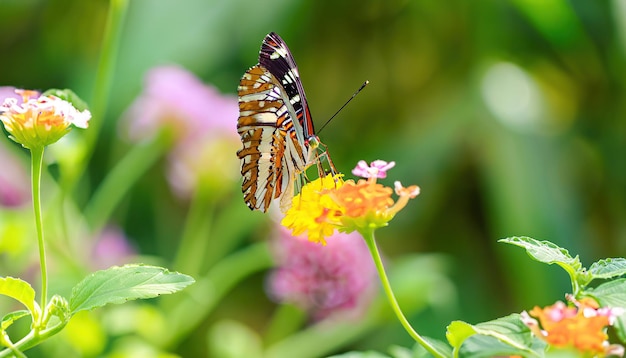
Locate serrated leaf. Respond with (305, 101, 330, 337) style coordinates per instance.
(473, 314, 537, 348)
(499, 237, 582, 274)
(447, 315, 544, 357)
(458, 334, 545, 358)
(1, 310, 30, 331)
(0, 277, 40, 321)
(584, 278, 626, 342)
(589, 258, 626, 280)
(69, 265, 194, 314)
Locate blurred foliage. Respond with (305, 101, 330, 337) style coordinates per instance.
(1, 0, 626, 356)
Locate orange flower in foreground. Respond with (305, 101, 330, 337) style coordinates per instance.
(521, 295, 624, 356)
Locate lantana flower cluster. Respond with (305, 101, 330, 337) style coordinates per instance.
(0, 89, 90, 150)
(281, 160, 420, 244)
(521, 295, 625, 356)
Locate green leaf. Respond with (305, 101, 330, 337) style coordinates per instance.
(446, 320, 477, 347)
(499, 237, 582, 274)
(41, 88, 89, 111)
(447, 314, 545, 357)
(69, 265, 195, 314)
(584, 278, 626, 342)
(0, 277, 40, 322)
(1, 310, 30, 331)
(589, 258, 626, 280)
(458, 334, 545, 358)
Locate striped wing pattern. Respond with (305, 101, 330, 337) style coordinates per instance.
(237, 33, 312, 212)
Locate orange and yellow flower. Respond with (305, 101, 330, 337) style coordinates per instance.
(281, 174, 345, 245)
(0, 89, 90, 149)
(521, 295, 624, 356)
(281, 160, 420, 243)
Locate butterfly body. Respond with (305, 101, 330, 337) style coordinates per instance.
(237, 32, 330, 212)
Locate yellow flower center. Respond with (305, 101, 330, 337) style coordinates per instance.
(281, 174, 344, 245)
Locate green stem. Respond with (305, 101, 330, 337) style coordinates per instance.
(264, 312, 377, 358)
(173, 185, 214, 276)
(163, 242, 274, 348)
(83, 130, 172, 234)
(0, 334, 26, 358)
(264, 304, 307, 345)
(59, 0, 128, 199)
(360, 229, 443, 358)
(30, 146, 47, 327)
(85, 0, 128, 150)
(0, 318, 68, 357)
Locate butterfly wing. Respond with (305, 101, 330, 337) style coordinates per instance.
(259, 32, 315, 142)
(237, 65, 307, 212)
(237, 32, 318, 212)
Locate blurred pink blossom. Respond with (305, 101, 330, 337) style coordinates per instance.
(267, 228, 378, 320)
(166, 133, 240, 197)
(0, 87, 30, 208)
(121, 65, 238, 142)
(120, 65, 240, 197)
(91, 226, 137, 270)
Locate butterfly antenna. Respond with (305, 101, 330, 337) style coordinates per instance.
(318, 80, 369, 133)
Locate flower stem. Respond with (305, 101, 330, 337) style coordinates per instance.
(0, 335, 26, 358)
(0, 317, 68, 357)
(360, 229, 443, 358)
(30, 146, 47, 326)
(60, 0, 128, 198)
(83, 129, 172, 234)
(85, 0, 128, 150)
(162, 241, 274, 348)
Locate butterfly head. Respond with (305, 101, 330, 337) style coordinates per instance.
(306, 135, 320, 150)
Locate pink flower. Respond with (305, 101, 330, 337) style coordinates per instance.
(0, 141, 29, 207)
(352, 160, 396, 179)
(267, 228, 378, 320)
(166, 134, 240, 197)
(120, 65, 240, 197)
(0, 87, 30, 207)
(121, 65, 238, 143)
(91, 226, 136, 270)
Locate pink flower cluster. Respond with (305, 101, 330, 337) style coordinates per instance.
(121, 66, 236, 142)
(267, 228, 378, 320)
(121, 65, 239, 197)
(0, 87, 29, 208)
(0, 142, 29, 207)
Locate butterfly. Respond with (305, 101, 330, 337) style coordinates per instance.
(237, 32, 335, 213)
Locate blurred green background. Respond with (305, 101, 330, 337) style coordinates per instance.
(1, 0, 626, 356)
